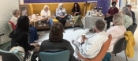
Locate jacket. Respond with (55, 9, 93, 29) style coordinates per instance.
(123, 15, 133, 28)
(39, 39, 77, 61)
(124, 31, 135, 58)
(9, 30, 35, 53)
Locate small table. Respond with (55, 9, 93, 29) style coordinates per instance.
(29, 16, 47, 27)
(82, 16, 105, 29)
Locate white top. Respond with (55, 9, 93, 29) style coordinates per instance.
(10, 16, 18, 26)
(40, 10, 51, 18)
(80, 31, 108, 58)
(56, 8, 67, 16)
(107, 25, 126, 52)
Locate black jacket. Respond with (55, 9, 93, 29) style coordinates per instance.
(39, 39, 77, 61)
(9, 30, 35, 52)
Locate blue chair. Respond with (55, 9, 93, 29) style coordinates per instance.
(39, 50, 70, 61)
(0, 49, 22, 61)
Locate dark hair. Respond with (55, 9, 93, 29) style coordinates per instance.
(112, 2, 116, 5)
(95, 19, 105, 31)
(126, 5, 131, 7)
(49, 23, 64, 42)
(16, 16, 30, 32)
(72, 3, 80, 12)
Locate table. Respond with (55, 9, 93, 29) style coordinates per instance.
(82, 16, 105, 29)
(29, 16, 46, 27)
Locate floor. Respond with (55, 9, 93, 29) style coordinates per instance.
(37, 4, 138, 61)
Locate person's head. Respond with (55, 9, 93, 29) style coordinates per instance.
(95, 19, 105, 33)
(122, 7, 132, 17)
(12, 9, 20, 16)
(58, 3, 63, 9)
(113, 14, 124, 26)
(126, 5, 132, 10)
(43, 5, 49, 12)
(16, 16, 30, 32)
(49, 23, 64, 42)
(72, 3, 80, 12)
(112, 2, 116, 7)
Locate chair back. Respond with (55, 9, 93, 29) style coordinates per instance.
(78, 34, 112, 61)
(39, 50, 70, 61)
(8, 22, 13, 31)
(112, 37, 127, 54)
(127, 23, 137, 34)
(0, 49, 22, 61)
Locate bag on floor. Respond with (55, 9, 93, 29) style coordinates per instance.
(66, 14, 74, 22)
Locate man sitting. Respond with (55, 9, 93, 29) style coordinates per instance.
(126, 5, 136, 24)
(73, 19, 108, 61)
(104, 2, 119, 29)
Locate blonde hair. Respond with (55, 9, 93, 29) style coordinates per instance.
(58, 3, 63, 9)
(113, 14, 124, 26)
(43, 5, 49, 10)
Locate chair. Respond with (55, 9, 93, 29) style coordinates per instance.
(112, 37, 128, 61)
(8, 22, 13, 31)
(39, 50, 70, 61)
(0, 49, 22, 61)
(78, 34, 112, 61)
(127, 23, 137, 34)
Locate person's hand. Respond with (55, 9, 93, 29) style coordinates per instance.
(31, 43, 40, 47)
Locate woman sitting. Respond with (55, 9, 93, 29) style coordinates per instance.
(56, 3, 67, 27)
(107, 14, 126, 52)
(9, 16, 36, 60)
(40, 5, 53, 28)
(10, 9, 39, 43)
(120, 7, 133, 28)
(72, 3, 83, 28)
(38, 23, 77, 61)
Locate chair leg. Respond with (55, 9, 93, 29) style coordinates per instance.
(124, 51, 128, 61)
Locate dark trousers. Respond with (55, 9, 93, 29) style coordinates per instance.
(104, 17, 113, 29)
(30, 26, 38, 43)
(56, 17, 67, 27)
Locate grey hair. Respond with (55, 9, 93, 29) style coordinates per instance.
(58, 3, 63, 9)
(122, 7, 132, 17)
(113, 14, 124, 26)
(43, 5, 49, 10)
(12, 9, 19, 15)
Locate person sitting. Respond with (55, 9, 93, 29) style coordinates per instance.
(10, 9, 39, 43)
(126, 5, 136, 24)
(104, 2, 119, 29)
(9, 16, 37, 60)
(120, 7, 133, 28)
(40, 5, 53, 28)
(56, 3, 67, 27)
(38, 23, 77, 61)
(72, 3, 83, 28)
(107, 14, 126, 52)
(10, 9, 20, 26)
(73, 19, 108, 61)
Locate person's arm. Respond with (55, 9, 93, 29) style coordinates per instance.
(23, 33, 35, 51)
(64, 8, 67, 17)
(56, 8, 64, 18)
(40, 10, 45, 16)
(47, 10, 51, 22)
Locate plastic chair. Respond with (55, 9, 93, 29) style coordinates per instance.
(127, 23, 137, 34)
(39, 50, 70, 61)
(78, 34, 112, 61)
(112, 37, 128, 61)
(0, 49, 22, 61)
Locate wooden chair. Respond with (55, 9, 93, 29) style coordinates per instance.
(78, 34, 112, 61)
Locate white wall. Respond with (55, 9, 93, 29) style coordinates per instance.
(120, 0, 126, 9)
(0, 0, 19, 45)
(20, 0, 24, 4)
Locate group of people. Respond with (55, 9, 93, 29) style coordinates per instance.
(8, 2, 136, 61)
(105, 2, 135, 29)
